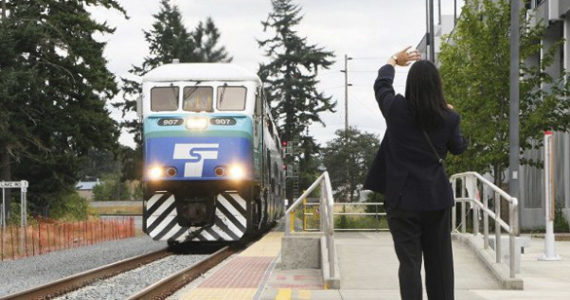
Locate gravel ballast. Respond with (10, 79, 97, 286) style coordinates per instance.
(0, 236, 165, 297)
(57, 254, 206, 299)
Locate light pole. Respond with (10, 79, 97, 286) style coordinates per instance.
(509, 0, 520, 220)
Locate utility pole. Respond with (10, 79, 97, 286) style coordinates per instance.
(454, 0, 457, 25)
(429, 0, 435, 62)
(340, 54, 352, 133)
(509, 0, 520, 224)
(438, 0, 441, 25)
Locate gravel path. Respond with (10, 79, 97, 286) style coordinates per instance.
(57, 254, 206, 300)
(0, 236, 165, 297)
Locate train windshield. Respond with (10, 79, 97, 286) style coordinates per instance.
(183, 86, 213, 112)
(151, 86, 179, 112)
(217, 86, 246, 111)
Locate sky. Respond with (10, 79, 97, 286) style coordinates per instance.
(89, 0, 464, 148)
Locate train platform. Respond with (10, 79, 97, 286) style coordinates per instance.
(172, 228, 570, 300)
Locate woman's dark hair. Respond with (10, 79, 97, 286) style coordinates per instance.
(405, 60, 449, 130)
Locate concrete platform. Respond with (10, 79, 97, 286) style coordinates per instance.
(171, 229, 570, 300)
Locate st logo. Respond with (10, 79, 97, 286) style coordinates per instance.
(173, 144, 219, 177)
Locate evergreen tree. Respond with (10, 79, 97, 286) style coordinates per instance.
(116, 0, 231, 180)
(439, 0, 570, 185)
(258, 0, 335, 192)
(0, 0, 125, 215)
(258, 0, 335, 142)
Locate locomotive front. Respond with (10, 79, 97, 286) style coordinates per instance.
(140, 63, 263, 244)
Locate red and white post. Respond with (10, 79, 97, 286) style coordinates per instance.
(539, 131, 561, 261)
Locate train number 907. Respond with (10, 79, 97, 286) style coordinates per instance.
(210, 118, 236, 126)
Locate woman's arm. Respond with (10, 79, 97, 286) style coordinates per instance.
(374, 47, 421, 119)
(447, 114, 468, 155)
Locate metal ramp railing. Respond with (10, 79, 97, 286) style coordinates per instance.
(450, 171, 520, 279)
(285, 172, 336, 279)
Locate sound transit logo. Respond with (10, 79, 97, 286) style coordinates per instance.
(173, 143, 220, 177)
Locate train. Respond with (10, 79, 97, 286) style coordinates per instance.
(138, 63, 286, 245)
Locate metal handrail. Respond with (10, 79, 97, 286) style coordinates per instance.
(450, 172, 519, 279)
(285, 172, 336, 278)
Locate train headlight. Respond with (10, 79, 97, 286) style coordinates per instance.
(228, 164, 245, 180)
(148, 166, 164, 180)
(185, 117, 208, 130)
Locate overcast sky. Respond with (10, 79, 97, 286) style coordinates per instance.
(90, 0, 464, 148)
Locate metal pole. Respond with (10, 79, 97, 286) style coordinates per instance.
(429, 0, 435, 62)
(1, 186, 4, 230)
(495, 192, 502, 263)
(438, 0, 441, 25)
(343, 54, 349, 132)
(426, 0, 430, 45)
(454, 0, 457, 25)
(483, 185, 489, 249)
(540, 132, 560, 261)
(509, 0, 520, 227)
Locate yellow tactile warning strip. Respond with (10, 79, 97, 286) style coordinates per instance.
(182, 288, 257, 300)
(274, 288, 312, 300)
(275, 288, 292, 300)
(181, 232, 283, 299)
(240, 231, 283, 257)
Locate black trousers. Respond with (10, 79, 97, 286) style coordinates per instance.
(387, 207, 454, 300)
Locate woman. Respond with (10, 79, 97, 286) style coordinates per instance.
(364, 47, 467, 300)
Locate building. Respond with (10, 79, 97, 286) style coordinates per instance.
(75, 179, 100, 201)
(417, 0, 570, 229)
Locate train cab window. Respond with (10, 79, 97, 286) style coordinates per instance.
(183, 86, 213, 112)
(151, 87, 179, 111)
(217, 86, 246, 111)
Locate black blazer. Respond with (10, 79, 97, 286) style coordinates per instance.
(364, 64, 467, 211)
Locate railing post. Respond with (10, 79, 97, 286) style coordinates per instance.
(320, 181, 325, 232)
(461, 177, 466, 233)
(495, 191, 501, 263)
(285, 210, 291, 236)
(451, 179, 457, 231)
(473, 203, 479, 236)
(509, 201, 516, 278)
(483, 185, 489, 249)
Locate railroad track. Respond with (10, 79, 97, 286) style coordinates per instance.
(0, 248, 171, 300)
(2, 227, 270, 300)
(128, 245, 236, 299)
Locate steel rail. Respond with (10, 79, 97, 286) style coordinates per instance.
(127, 245, 235, 299)
(0, 248, 171, 300)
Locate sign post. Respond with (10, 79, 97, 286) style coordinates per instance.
(0, 180, 29, 256)
(539, 132, 561, 261)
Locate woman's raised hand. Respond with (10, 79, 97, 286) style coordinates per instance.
(390, 46, 421, 66)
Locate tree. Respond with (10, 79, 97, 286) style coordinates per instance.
(258, 0, 335, 142)
(258, 0, 335, 193)
(116, 0, 231, 180)
(0, 0, 125, 215)
(92, 173, 130, 201)
(439, 0, 570, 186)
(322, 127, 380, 202)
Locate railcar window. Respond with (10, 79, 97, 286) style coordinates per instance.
(217, 86, 246, 111)
(183, 86, 213, 112)
(151, 87, 179, 111)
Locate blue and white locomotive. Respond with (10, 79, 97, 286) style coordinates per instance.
(138, 63, 285, 245)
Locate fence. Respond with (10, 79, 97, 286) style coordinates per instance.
(0, 217, 135, 261)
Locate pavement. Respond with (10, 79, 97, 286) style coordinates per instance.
(259, 232, 570, 300)
(170, 229, 570, 299)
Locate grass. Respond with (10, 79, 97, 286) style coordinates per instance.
(93, 205, 142, 215)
